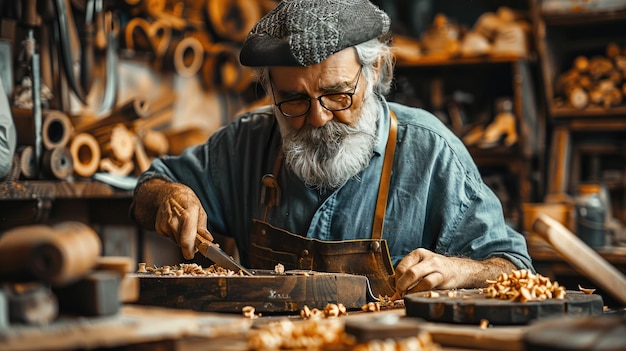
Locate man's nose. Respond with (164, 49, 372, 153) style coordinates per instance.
(306, 99, 333, 127)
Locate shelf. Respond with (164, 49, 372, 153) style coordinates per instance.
(0, 180, 133, 200)
(396, 54, 531, 68)
(549, 106, 626, 119)
(468, 146, 532, 162)
(540, 8, 626, 25)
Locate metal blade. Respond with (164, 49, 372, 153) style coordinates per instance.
(195, 237, 252, 275)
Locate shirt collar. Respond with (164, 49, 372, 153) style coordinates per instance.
(372, 95, 391, 157)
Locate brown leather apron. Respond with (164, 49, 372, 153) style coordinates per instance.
(249, 111, 398, 297)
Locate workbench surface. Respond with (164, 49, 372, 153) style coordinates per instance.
(0, 304, 531, 351)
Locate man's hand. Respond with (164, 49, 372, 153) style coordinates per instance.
(133, 179, 213, 259)
(390, 248, 516, 296)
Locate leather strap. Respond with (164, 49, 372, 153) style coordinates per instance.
(372, 109, 398, 240)
(261, 148, 283, 220)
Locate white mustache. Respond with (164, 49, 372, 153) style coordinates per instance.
(282, 93, 380, 189)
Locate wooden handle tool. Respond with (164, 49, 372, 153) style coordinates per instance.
(533, 213, 626, 306)
(195, 236, 252, 275)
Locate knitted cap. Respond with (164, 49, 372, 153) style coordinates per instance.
(239, 0, 391, 67)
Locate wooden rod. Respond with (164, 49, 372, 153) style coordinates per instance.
(533, 213, 626, 307)
(69, 133, 101, 178)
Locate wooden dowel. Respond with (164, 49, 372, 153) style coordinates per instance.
(42, 110, 73, 150)
(12, 108, 73, 149)
(533, 213, 626, 306)
(0, 222, 101, 287)
(69, 133, 101, 178)
(17, 145, 37, 179)
(41, 146, 74, 180)
(73, 97, 150, 134)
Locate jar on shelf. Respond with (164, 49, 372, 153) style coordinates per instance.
(574, 183, 608, 248)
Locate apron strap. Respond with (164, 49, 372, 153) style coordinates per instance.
(372, 109, 398, 240)
(261, 148, 283, 220)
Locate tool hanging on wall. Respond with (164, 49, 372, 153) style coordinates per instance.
(98, 9, 120, 115)
(13, 0, 45, 177)
(52, 0, 88, 105)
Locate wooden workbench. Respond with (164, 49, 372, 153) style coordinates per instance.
(0, 305, 529, 351)
(0, 305, 251, 351)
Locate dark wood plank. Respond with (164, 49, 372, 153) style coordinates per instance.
(132, 272, 368, 314)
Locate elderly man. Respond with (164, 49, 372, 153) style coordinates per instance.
(131, 0, 533, 297)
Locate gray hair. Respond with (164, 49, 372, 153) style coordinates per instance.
(255, 38, 395, 98)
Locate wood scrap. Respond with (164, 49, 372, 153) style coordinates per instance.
(53, 271, 121, 317)
(69, 133, 101, 178)
(11, 108, 74, 150)
(139, 128, 169, 156)
(99, 157, 134, 176)
(41, 110, 73, 150)
(105, 124, 135, 163)
(41, 146, 74, 180)
(17, 145, 37, 179)
(206, 0, 262, 42)
(554, 43, 626, 110)
(132, 133, 152, 174)
(0, 222, 102, 287)
(73, 97, 150, 134)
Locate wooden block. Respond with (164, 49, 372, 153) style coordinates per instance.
(119, 274, 139, 303)
(133, 271, 368, 313)
(6, 283, 58, 325)
(344, 314, 423, 342)
(54, 271, 120, 317)
(95, 256, 139, 303)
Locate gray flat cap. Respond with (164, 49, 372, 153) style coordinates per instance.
(240, 0, 391, 67)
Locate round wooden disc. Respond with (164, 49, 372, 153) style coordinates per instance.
(70, 133, 101, 178)
(41, 147, 74, 180)
(42, 110, 73, 150)
(173, 36, 204, 77)
(404, 289, 604, 325)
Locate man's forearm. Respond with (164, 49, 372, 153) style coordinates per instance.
(459, 256, 518, 288)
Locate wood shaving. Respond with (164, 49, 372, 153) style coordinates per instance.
(483, 269, 566, 302)
(300, 303, 347, 319)
(242, 305, 260, 319)
(361, 302, 381, 312)
(352, 332, 439, 351)
(248, 318, 439, 350)
(578, 284, 596, 294)
(136, 262, 245, 276)
(274, 263, 285, 274)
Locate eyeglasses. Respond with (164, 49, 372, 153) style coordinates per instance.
(270, 65, 363, 118)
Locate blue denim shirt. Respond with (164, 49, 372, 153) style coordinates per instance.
(139, 97, 534, 271)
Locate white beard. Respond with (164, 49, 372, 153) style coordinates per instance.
(278, 92, 380, 190)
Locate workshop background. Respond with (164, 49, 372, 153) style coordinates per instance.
(0, 0, 625, 303)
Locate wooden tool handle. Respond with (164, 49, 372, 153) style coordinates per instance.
(533, 213, 626, 306)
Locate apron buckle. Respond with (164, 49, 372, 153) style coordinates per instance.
(261, 174, 281, 207)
